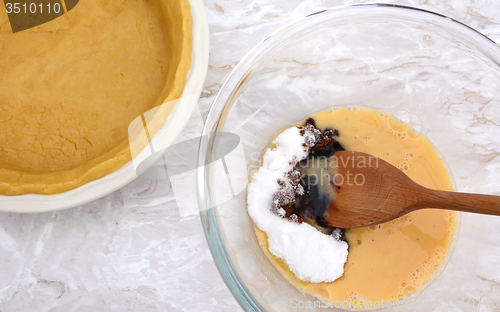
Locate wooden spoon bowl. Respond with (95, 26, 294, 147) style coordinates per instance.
(326, 151, 500, 228)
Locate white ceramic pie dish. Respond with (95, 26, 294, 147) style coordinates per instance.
(0, 0, 209, 213)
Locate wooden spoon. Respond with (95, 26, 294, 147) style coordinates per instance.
(326, 151, 500, 228)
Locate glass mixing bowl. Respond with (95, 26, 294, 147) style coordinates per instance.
(198, 4, 500, 311)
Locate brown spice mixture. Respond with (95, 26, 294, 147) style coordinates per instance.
(271, 118, 342, 225)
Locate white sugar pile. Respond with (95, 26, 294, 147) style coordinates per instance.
(247, 125, 348, 283)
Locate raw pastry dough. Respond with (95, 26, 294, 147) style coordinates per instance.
(0, 0, 192, 195)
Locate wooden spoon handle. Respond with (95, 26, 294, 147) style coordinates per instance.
(415, 187, 500, 216)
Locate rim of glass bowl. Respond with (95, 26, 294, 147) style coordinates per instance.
(197, 4, 500, 311)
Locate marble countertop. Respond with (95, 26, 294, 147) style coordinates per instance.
(1, 1, 500, 311)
